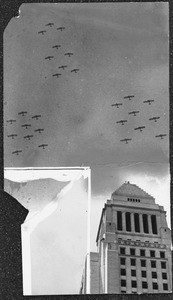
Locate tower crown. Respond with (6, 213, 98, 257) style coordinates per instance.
(111, 181, 154, 200)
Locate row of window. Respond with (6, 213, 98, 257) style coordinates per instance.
(120, 269, 167, 280)
(127, 198, 140, 202)
(120, 257, 167, 269)
(121, 280, 168, 291)
(117, 211, 157, 234)
(120, 247, 165, 258)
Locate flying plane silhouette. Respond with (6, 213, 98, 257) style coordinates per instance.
(32, 115, 41, 120)
(71, 69, 79, 73)
(52, 73, 62, 78)
(38, 144, 48, 149)
(149, 117, 160, 122)
(155, 134, 167, 139)
(7, 134, 17, 139)
(143, 100, 154, 105)
(38, 30, 46, 35)
(58, 65, 67, 70)
(124, 95, 135, 100)
(45, 56, 54, 60)
(120, 138, 132, 144)
(64, 53, 73, 57)
(35, 129, 44, 133)
(45, 23, 54, 27)
(57, 27, 65, 31)
(12, 150, 22, 155)
(52, 45, 61, 49)
(21, 124, 31, 129)
(134, 126, 145, 132)
(111, 103, 122, 108)
(129, 111, 140, 116)
(18, 111, 27, 116)
(24, 135, 33, 140)
(116, 120, 127, 125)
(6, 120, 16, 124)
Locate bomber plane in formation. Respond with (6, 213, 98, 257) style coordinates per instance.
(12, 150, 22, 155)
(134, 126, 145, 132)
(32, 115, 41, 120)
(143, 100, 154, 105)
(24, 135, 33, 140)
(64, 53, 73, 57)
(45, 56, 54, 60)
(6, 120, 16, 124)
(120, 138, 132, 144)
(128, 111, 140, 116)
(52, 45, 61, 49)
(45, 23, 54, 27)
(7, 134, 17, 139)
(35, 129, 44, 133)
(116, 120, 127, 125)
(124, 95, 135, 100)
(52, 73, 62, 78)
(38, 30, 46, 35)
(21, 124, 31, 129)
(71, 69, 79, 73)
(149, 117, 160, 122)
(38, 144, 48, 149)
(18, 111, 27, 116)
(155, 134, 167, 139)
(57, 27, 65, 31)
(111, 103, 122, 108)
(58, 65, 67, 70)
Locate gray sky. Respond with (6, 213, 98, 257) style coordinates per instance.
(4, 2, 169, 295)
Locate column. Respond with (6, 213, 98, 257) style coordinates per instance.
(148, 215, 152, 234)
(131, 213, 135, 232)
(122, 212, 126, 231)
(139, 214, 144, 233)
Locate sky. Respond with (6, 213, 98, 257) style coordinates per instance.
(3, 2, 170, 295)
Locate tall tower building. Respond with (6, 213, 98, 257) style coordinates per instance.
(80, 181, 172, 294)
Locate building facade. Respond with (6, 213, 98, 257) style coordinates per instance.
(80, 181, 172, 294)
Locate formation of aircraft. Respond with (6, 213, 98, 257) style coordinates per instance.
(57, 27, 65, 31)
(155, 134, 167, 139)
(124, 95, 135, 100)
(12, 150, 22, 155)
(18, 111, 27, 116)
(7, 134, 17, 139)
(120, 138, 132, 144)
(143, 100, 154, 105)
(52, 45, 61, 49)
(7, 119, 16, 124)
(45, 23, 54, 27)
(64, 53, 73, 57)
(128, 111, 140, 116)
(38, 144, 48, 149)
(149, 117, 160, 122)
(52, 73, 62, 78)
(58, 65, 67, 70)
(71, 69, 79, 73)
(35, 129, 44, 133)
(116, 120, 127, 125)
(45, 56, 54, 60)
(24, 135, 33, 140)
(21, 124, 31, 129)
(111, 103, 122, 108)
(32, 115, 41, 120)
(38, 30, 46, 35)
(134, 126, 145, 132)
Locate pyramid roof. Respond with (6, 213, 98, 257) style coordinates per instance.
(112, 182, 154, 199)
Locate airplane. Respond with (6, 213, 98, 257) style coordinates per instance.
(128, 111, 140, 116)
(58, 65, 67, 70)
(35, 129, 44, 133)
(7, 134, 17, 139)
(64, 53, 73, 57)
(57, 27, 65, 31)
(38, 30, 46, 35)
(52, 45, 61, 49)
(120, 138, 132, 144)
(155, 134, 167, 139)
(38, 144, 48, 149)
(116, 120, 127, 125)
(24, 135, 33, 140)
(134, 126, 145, 132)
(45, 56, 54, 60)
(21, 124, 31, 129)
(32, 115, 41, 120)
(149, 117, 160, 122)
(124, 95, 135, 100)
(143, 100, 154, 105)
(45, 23, 54, 27)
(12, 150, 22, 155)
(18, 111, 27, 116)
(52, 73, 62, 78)
(71, 69, 79, 73)
(111, 103, 122, 108)
(6, 119, 16, 124)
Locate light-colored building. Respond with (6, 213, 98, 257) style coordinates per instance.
(80, 181, 172, 294)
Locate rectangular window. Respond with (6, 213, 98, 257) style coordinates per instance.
(131, 281, 137, 288)
(150, 250, 155, 257)
(142, 282, 148, 289)
(151, 215, 157, 234)
(160, 251, 165, 259)
(131, 270, 136, 277)
(130, 248, 135, 256)
(152, 272, 157, 279)
(121, 280, 126, 287)
(126, 212, 131, 232)
(141, 259, 146, 267)
(163, 283, 168, 291)
(131, 258, 136, 266)
(121, 291, 126, 293)
(141, 271, 146, 278)
(120, 247, 126, 255)
(140, 249, 145, 257)
(162, 273, 167, 280)
(120, 258, 126, 265)
(121, 269, 126, 276)
(143, 214, 149, 233)
(161, 261, 166, 269)
(153, 282, 158, 290)
(151, 260, 156, 268)
(134, 213, 140, 232)
(117, 211, 122, 231)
